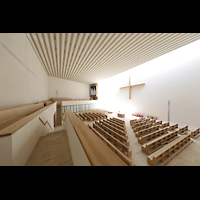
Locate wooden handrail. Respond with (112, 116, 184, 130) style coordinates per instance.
(0, 103, 44, 125)
(65, 109, 128, 166)
(39, 117, 54, 131)
(0, 102, 56, 137)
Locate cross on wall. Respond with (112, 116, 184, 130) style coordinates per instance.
(119, 75, 145, 99)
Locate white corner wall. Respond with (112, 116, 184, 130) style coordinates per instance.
(0, 33, 48, 107)
(98, 39, 200, 128)
(48, 76, 90, 100)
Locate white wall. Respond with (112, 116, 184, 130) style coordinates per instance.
(48, 76, 90, 100)
(0, 102, 56, 166)
(98, 39, 200, 128)
(0, 33, 48, 107)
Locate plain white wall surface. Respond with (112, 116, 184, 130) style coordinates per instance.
(48, 76, 90, 100)
(0, 33, 48, 107)
(98, 39, 200, 128)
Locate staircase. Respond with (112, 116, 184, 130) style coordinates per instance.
(40, 128, 66, 138)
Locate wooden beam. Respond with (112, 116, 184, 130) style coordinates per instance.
(119, 86, 130, 89)
(130, 83, 145, 87)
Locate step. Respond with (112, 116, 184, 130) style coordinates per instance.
(41, 129, 66, 137)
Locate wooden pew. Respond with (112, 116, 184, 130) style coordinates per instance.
(133, 123, 152, 132)
(178, 125, 190, 135)
(147, 119, 156, 124)
(147, 115, 157, 120)
(86, 113, 97, 120)
(147, 134, 193, 166)
(138, 127, 169, 145)
(89, 112, 107, 120)
(75, 113, 83, 121)
(190, 128, 200, 139)
(103, 119, 126, 132)
(90, 124, 132, 157)
(135, 125, 160, 137)
(91, 113, 101, 120)
(87, 125, 134, 166)
(130, 119, 138, 125)
(168, 123, 178, 131)
(106, 118, 126, 129)
(152, 120, 162, 126)
(107, 118, 126, 128)
(131, 121, 147, 129)
(130, 118, 150, 126)
(101, 113, 107, 119)
(112, 117, 125, 124)
(99, 120, 127, 137)
(94, 121, 129, 146)
(160, 122, 170, 128)
(79, 113, 87, 121)
(82, 113, 93, 121)
(142, 130, 179, 155)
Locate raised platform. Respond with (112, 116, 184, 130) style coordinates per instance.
(117, 113, 125, 118)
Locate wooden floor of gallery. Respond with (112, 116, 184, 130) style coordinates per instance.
(25, 126, 73, 166)
(83, 113, 200, 166)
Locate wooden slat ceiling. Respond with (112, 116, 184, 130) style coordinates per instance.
(26, 33, 200, 84)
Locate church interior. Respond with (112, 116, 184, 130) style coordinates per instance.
(1, 33, 200, 166)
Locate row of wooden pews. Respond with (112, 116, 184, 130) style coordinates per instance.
(99, 120, 127, 137)
(147, 133, 192, 166)
(94, 121, 128, 145)
(103, 119, 126, 132)
(142, 129, 180, 155)
(136, 125, 160, 137)
(89, 117, 134, 164)
(130, 117, 197, 166)
(87, 124, 134, 166)
(75, 112, 107, 121)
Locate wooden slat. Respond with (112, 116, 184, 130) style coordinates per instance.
(26, 33, 200, 84)
(49, 33, 58, 77)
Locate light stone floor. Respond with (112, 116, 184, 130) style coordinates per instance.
(25, 126, 73, 166)
(25, 110, 200, 166)
(83, 113, 200, 166)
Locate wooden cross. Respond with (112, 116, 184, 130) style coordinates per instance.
(119, 75, 145, 99)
